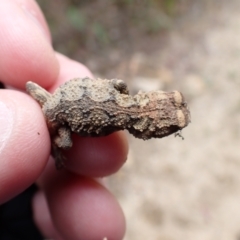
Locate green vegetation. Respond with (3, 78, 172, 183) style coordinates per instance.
(36, 0, 188, 66)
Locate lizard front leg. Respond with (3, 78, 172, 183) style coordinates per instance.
(52, 127, 72, 169)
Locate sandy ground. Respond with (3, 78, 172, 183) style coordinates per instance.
(103, 1, 240, 239)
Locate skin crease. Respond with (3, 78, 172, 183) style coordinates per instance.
(0, 0, 128, 239)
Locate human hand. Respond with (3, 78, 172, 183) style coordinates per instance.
(0, 1, 128, 239)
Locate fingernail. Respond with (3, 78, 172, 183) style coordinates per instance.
(0, 101, 13, 152)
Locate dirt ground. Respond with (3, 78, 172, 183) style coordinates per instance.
(100, 1, 240, 239)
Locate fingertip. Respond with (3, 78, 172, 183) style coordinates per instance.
(50, 53, 93, 90)
(33, 191, 64, 240)
(65, 132, 129, 177)
(45, 175, 126, 240)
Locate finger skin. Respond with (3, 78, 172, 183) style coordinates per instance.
(33, 191, 64, 240)
(65, 132, 128, 177)
(50, 53, 94, 90)
(0, 90, 50, 204)
(15, 0, 52, 40)
(0, 0, 59, 89)
(40, 165, 126, 240)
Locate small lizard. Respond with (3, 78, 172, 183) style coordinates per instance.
(26, 77, 191, 169)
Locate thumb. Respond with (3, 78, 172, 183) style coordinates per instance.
(0, 89, 50, 204)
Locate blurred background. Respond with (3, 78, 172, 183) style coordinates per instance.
(36, 0, 240, 239)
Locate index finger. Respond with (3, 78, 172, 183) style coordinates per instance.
(0, 0, 59, 89)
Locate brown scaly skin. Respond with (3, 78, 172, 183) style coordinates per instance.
(26, 77, 191, 169)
